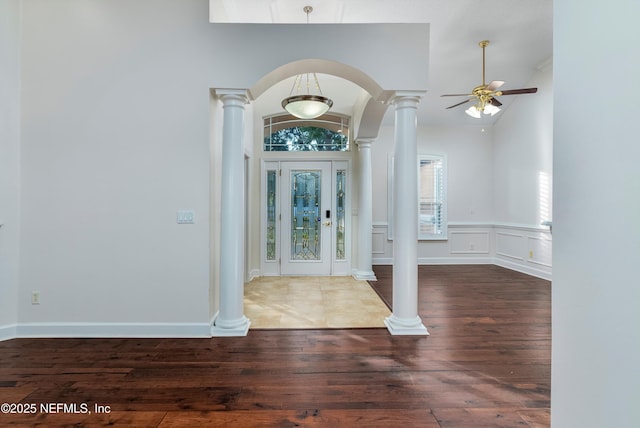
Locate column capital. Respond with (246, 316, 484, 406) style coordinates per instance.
(214, 89, 250, 105)
(389, 91, 427, 108)
(356, 139, 374, 150)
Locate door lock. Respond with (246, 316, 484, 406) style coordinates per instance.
(323, 221, 332, 226)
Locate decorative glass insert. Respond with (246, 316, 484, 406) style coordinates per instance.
(264, 113, 349, 152)
(336, 170, 346, 260)
(290, 170, 321, 260)
(266, 170, 277, 261)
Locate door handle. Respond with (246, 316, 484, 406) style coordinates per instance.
(323, 221, 332, 226)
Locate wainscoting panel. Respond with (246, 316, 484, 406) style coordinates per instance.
(371, 222, 552, 280)
(372, 228, 386, 255)
(496, 231, 526, 261)
(450, 231, 490, 254)
(372, 223, 393, 263)
(528, 235, 552, 267)
(494, 224, 552, 280)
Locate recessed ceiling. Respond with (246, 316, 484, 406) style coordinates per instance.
(211, 0, 553, 127)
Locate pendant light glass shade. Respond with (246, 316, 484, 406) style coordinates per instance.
(484, 102, 501, 116)
(282, 94, 333, 119)
(465, 105, 482, 118)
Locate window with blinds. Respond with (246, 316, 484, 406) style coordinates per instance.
(418, 155, 447, 239)
(387, 153, 447, 241)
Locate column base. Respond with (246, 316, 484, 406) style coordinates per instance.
(384, 314, 429, 336)
(211, 314, 251, 337)
(353, 270, 377, 281)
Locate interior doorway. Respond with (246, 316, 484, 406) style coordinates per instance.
(261, 160, 350, 276)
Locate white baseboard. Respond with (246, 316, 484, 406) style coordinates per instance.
(15, 322, 212, 338)
(417, 257, 494, 265)
(372, 257, 551, 281)
(352, 269, 378, 281)
(374, 257, 495, 266)
(247, 269, 260, 282)
(0, 324, 17, 342)
(493, 257, 552, 281)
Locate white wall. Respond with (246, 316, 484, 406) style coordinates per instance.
(372, 124, 494, 224)
(491, 64, 553, 278)
(494, 64, 553, 227)
(0, 0, 21, 339)
(18, 0, 214, 336)
(552, 1, 640, 426)
(370, 123, 496, 264)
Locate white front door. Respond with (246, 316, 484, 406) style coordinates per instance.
(281, 162, 332, 275)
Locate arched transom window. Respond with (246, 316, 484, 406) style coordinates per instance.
(263, 113, 350, 152)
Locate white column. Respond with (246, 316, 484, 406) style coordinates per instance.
(385, 92, 429, 336)
(353, 139, 377, 281)
(212, 89, 251, 337)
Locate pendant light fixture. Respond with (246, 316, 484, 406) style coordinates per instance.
(281, 6, 333, 119)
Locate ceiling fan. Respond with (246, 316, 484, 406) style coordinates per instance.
(441, 40, 537, 118)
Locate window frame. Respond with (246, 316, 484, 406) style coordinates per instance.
(387, 153, 448, 241)
(263, 113, 351, 152)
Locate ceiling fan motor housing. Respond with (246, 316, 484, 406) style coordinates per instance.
(440, 39, 538, 114)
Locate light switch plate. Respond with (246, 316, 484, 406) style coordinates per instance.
(177, 210, 195, 224)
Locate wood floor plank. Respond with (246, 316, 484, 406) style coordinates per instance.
(0, 411, 167, 427)
(158, 409, 440, 427)
(0, 265, 550, 427)
(432, 407, 534, 427)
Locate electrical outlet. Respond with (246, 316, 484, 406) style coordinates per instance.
(31, 291, 40, 305)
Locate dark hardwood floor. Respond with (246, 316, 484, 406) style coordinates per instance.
(0, 265, 551, 427)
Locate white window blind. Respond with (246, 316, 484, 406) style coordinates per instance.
(418, 155, 447, 239)
(387, 154, 447, 240)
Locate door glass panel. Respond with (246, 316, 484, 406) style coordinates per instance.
(291, 170, 321, 260)
(266, 170, 276, 260)
(336, 170, 346, 260)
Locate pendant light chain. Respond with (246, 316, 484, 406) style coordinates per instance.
(313, 73, 323, 96)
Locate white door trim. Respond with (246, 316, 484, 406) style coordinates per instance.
(260, 159, 351, 276)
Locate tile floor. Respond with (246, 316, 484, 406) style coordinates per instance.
(244, 276, 391, 329)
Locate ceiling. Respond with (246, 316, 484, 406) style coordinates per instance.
(210, 0, 553, 127)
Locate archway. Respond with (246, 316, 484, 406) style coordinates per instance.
(209, 23, 430, 336)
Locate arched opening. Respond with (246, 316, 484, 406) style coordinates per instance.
(246, 61, 389, 280)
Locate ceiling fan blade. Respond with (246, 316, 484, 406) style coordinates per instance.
(499, 87, 538, 95)
(489, 98, 502, 107)
(485, 80, 505, 91)
(441, 94, 473, 97)
(445, 99, 472, 109)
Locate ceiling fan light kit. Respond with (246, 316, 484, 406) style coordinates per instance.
(442, 40, 538, 119)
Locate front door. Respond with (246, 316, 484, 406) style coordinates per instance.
(281, 162, 332, 275)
